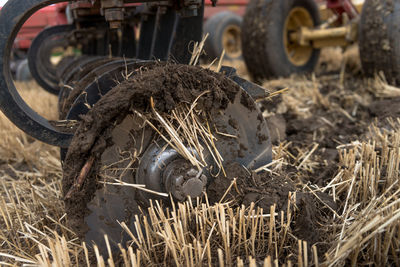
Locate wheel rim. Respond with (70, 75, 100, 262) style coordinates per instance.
(283, 7, 314, 66)
(222, 25, 242, 59)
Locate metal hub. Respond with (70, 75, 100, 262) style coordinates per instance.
(135, 141, 212, 203)
(163, 159, 208, 201)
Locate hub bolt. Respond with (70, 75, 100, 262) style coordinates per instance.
(163, 160, 207, 201)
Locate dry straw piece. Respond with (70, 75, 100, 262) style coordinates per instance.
(324, 119, 400, 266)
(369, 72, 400, 97)
(135, 94, 226, 176)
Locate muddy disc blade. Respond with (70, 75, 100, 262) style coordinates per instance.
(213, 88, 272, 171)
(62, 64, 272, 255)
(84, 114, 154, 249)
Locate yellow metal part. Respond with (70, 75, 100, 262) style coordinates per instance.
(319, 6, 334, 22)
(284, 3, 362, 64)
(222, 25, 241, 59)
(290, 21, 358, 48)
(283, 7, 314, 66)
(354, 3, 363, 13)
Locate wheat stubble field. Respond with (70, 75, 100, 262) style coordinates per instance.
(0, 47, 400, 266)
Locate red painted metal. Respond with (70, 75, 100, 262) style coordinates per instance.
(0, 3, 68, 51)
(204, 0, 247, 19)
(326, 0, 359, 19)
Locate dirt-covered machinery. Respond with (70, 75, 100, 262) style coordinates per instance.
(242, 0, 400, 84)
(0, 0, 271, 254)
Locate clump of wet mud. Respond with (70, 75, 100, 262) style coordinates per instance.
(62, 63, 242, 237)
(208, 162, 336, 247)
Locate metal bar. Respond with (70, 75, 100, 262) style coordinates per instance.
(170, 2, 204, 64)
(300, 26, 349, 40)
(149, 7, 161, 59)
(137, 10, 157, 59)
(151, 7, 178, 60)
(290, 23, 357, 48)
(342, 0, 359, 19)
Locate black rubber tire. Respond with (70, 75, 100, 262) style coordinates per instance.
(204, 11, 243, 61)
(359, 0, 400, 85)
(241, 0, 320, 81)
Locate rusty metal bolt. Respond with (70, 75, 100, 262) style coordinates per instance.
(104, 8, 124, 29)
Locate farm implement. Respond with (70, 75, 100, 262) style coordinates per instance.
(0, 0, 399, 258)
(0, 0, 271, 253)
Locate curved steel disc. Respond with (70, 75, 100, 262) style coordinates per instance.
(58, 58, 135, 119)
(66, 60, 154, 121)
(58, 57, 115, 105)
(80, 70, 271, 254)
(214, 89, 272, 170)
(56, 56, 91, 82)
(0, 0, 74, 148)
(60, 56, 105, 85)
(57, 57, 115, 114)
(28, 24, 75, 95)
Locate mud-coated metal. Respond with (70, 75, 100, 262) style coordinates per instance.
(135, 141, 212, 202)
(0, 0, 204, 148)
(220, 66, 270, 99)
(66, 60, 152, 121)
(0, 0, 273, 261)
(163, 159, 208, 201)
(83, 66, 272, 253)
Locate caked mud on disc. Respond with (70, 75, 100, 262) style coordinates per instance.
(62, 64, 272, 252)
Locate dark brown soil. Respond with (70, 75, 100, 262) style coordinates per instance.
(208, 162, 336, 248)
(369, 97, 400, 119)
(264, 77, 400, 186)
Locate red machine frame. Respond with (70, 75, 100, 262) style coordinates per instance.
(4, 0, 359, 53)
(326, 0, 359, 19)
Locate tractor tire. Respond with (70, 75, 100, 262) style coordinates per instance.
(204, 11, 243, 61)
(242, 0, 320, 81)
(359, 0, 400, 85)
